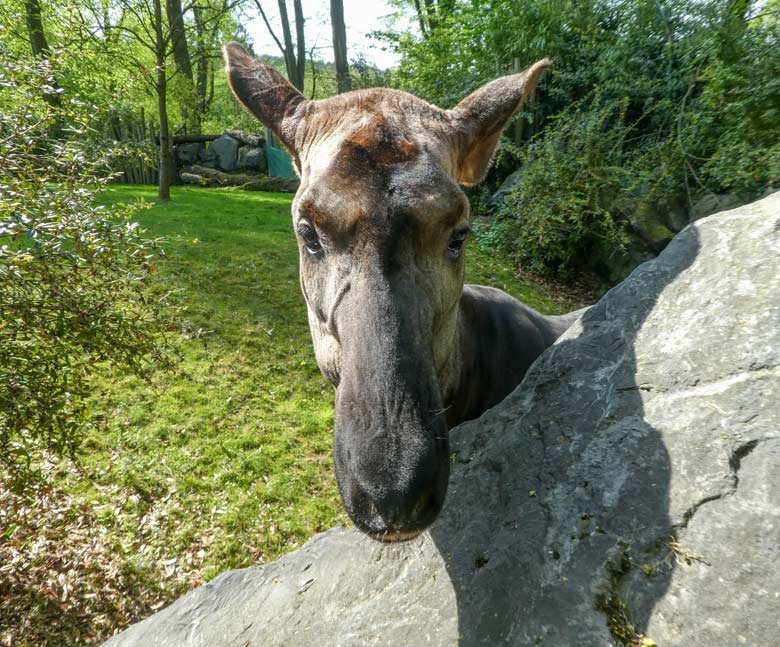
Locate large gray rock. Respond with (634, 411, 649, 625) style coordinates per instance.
(103, 193, 780, 647)
(490, 168, 523, 206)
(197, 144, 218, 169)
(174, 142, 202, 166)
(208, 135, 240, 172)
(690, 192, 744, 221)
(237, 145, 267, 173)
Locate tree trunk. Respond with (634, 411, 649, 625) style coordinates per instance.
(254, 0, 304, 90)
(208, 57, 215, 107)
(293, 0, 306, 93)
(154, 0, 174, 201)
(423, 0, 437, 31)
(157, 71, 175, 200)
(166, 0, 193, 81)
(308, 45, 318, 99)
(412, 0, 428, 38)
(192, 0, 231, 128)
(193, 2, 209, 115)
(330, 0, 351, 93)
(277, 0, 302, 90)
(24, 0, 61, 110)
(166, 0, 198, 132)
(25, 0, 50, 56)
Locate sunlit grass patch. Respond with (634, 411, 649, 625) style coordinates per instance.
(1, 185, 581, 646)
(82, 185, 341, 569)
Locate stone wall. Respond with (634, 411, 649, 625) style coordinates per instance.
(174, 132, 267, 179)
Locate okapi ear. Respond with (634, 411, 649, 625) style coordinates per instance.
(223, 41, 306, 156)
(448, 59, 552, 186)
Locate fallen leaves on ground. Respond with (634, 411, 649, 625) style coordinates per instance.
(0, 471, 206, 647)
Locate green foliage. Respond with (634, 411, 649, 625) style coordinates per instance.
(386, 0, 600, 108)
(384, 0, 780, 278)
(0, 57, 172, 475)
(349, 54, 395, 91)
(494, 99, 638, 274)
(1, 2, 141, 138)
(685, 10, 780, 193)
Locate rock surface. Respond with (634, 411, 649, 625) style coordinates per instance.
(103, 193, 780, 647)
(237, 145, 267, 173)
(208, 135, 240, 172)
(490, 168, 523, 206)
(174, 142, 203, 166)
(690, 192, 745, 221)
(196, 144, 218, 168)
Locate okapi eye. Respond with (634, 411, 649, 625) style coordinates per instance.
(297, 221, 323, 257)
(447, 227, 471, 259)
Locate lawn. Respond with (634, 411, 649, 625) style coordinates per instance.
(1, 185, 578, 646)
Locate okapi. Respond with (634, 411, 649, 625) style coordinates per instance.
(223, 43, 583, 542)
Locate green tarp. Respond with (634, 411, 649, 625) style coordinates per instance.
(263, 145, 297, 179)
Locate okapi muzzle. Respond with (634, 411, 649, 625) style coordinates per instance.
(331, 265, 450, 540)
(223, 42, 569, 542)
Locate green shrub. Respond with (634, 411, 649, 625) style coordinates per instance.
(389, 0, 780, 280)
(688, 15, 780, 195)
(0, 57, 173, 476)
(494, 98, 655, 275)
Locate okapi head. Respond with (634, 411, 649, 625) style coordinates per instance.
(224, 42, 550, 541)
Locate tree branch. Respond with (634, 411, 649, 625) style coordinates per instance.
(253, 0, 286, 56)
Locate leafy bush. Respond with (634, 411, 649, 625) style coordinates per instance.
(687, 12, 780, 194)
(0, 57, 172, 475)
(494, 98, 670, 274)
(386, 0, 780, 280)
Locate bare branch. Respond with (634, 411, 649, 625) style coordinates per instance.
(253, 0, 286, 56)
(119, 1, 158, 49)
(308, 44, 317, 99)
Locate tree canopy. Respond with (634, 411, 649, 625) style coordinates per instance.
(380, 0, 780, 276)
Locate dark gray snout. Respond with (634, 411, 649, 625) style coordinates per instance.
(331, 266, 450, 541)
(334, 377, 449, 540)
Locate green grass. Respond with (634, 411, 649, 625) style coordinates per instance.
(77, 186, 341, 574)
(467, 233, 569, 312)
(84, 184, 571, 566)
(25, 184, 576, 642)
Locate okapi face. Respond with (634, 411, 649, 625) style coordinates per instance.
(224, 42, 550, 541)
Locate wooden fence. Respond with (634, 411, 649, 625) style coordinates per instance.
(112, 107, 159, 185)
(112, 109, 231, 185)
